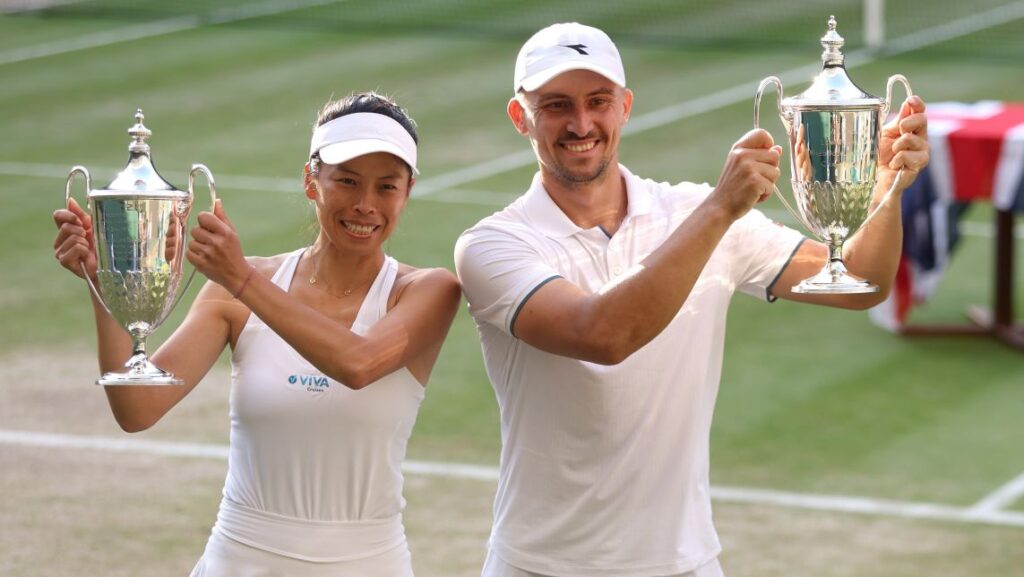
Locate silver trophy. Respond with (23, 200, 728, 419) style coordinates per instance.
(65, 109, 216, 385)
(755, 16, 912, 293)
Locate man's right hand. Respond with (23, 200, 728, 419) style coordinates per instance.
(711, 128, 782, 222)
(53, 197, 98, 281)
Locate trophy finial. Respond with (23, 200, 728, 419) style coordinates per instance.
(820, 15, 845, 66)
(128, 108, 152, 154)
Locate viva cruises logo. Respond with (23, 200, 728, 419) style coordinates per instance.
(287, 374, 331, 392)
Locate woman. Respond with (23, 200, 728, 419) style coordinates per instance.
(52, 92, 462, 576)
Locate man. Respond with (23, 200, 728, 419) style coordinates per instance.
(454, 22, 928, 577)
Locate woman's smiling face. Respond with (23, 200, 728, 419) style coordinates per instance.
(306, 151, 412, 254)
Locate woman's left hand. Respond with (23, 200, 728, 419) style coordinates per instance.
(187, 199, 249, 295)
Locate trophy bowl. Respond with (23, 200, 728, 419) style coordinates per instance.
(754, 16, 911, 294)
(65, 110, 216, 385)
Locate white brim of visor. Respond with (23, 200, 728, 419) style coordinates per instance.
(309, 112, 419, 175)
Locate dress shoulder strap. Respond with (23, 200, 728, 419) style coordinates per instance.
(351, 255, 399, 332)
(242, 248, 305, 331)
(270, 248, 306, 289)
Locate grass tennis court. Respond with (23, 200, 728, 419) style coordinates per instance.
(2, 1, 1023, 575)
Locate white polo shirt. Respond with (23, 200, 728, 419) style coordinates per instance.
(454, 166, 804, 577)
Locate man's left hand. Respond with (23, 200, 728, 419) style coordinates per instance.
(879, 95, 930, 191)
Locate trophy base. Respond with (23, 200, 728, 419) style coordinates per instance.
(96, 354, 183, 386)
(792, 267, 880, 295)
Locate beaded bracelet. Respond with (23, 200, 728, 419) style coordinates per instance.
(233, 266, 256, 299)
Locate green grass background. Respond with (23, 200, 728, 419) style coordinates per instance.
(2, 0, 1022, 524)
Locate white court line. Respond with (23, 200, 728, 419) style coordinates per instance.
(412, 3, 1024, 198)
(1, 161, 518, 208)
(0, 428, 231, 459)
(0, 16, 200, 66)
(712, 485, 1024, 527)
(0, 0, 344, 67)
(5, 161, 303, 194)
(882, 1, 1024, 56)
(3, 428, 1023, 528)
(969, 471, 1024, 514)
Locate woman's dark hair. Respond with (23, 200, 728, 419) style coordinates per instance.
(308, 91, 418, 176)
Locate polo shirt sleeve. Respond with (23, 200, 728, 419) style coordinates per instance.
(729, 208, 807, 302)
(454, 224, 562, 336)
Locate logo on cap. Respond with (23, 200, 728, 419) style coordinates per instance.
(561, 43, 589, 55)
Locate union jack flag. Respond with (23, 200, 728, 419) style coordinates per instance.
(870, 101, 1024, 331)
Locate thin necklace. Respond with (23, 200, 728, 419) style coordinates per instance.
(308, 254, 365, 297)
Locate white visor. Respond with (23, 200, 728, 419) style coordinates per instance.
(309, 112, 418, 175)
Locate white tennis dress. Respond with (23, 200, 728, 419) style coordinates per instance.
(190, 249, 424, 577)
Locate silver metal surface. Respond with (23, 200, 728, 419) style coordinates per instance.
(754, 16, 912, 294)
(65, 110, 216, 385)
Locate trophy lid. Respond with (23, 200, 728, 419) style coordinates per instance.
(95, 109, 187, 197)
(784, 16, 883, 109)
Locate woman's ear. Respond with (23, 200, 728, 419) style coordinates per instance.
(303, 162, 318, 200)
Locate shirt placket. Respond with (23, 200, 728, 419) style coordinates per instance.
(605, 220, 628, 279)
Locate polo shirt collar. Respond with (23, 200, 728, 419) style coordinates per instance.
(621, 165, 653, 219)
(522, 164, 654, 239)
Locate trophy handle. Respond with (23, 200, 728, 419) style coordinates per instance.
(169, 164, 219, 312)
(882, 74, 913, 119)
(859, 75, 914, 233)
(754, 77, 814, 232)
(65, 166, 114, 317)
(188, 163, 218, 213)
(754, 76, 784, 129)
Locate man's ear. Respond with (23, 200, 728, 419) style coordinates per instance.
(622, 88, 634, 123)
(507, 97, 529, 135)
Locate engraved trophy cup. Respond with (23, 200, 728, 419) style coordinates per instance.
(754, 16, 912, 293)
(65, 110, 217, 385)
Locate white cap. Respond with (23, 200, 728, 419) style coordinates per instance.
(514, 22, 626, 93)
(309, 112, 419, 175)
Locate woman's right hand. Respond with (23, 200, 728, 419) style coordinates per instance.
(53, 197, 98, 281)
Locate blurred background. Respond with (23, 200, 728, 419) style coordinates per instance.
(1, 1, 1022, 575)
